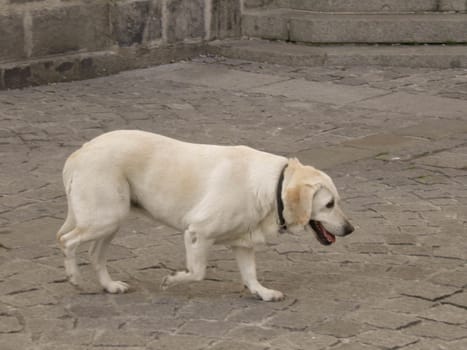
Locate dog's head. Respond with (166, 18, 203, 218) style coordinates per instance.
(282, 158, 354, 245)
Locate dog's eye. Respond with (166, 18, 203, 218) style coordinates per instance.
(326, 200, 335, 209)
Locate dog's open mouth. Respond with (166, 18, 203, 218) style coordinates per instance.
(309, 220, 336, 246)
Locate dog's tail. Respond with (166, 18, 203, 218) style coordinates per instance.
(56, 157, 76, 241)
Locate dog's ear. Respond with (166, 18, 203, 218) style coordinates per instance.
(285, 184, 320, 226)
(288, 158, 302, 169)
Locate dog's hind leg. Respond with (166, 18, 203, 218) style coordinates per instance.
(233, 246, 284, 302)
(88, 231, 129, 293)
(60, 171, 130, 290)
(59, 227, 83, 285)
(56, 209, 75, 241)
(161, 229, 213, 289)
(60, 223, 125, 290)
(57, 207, 79, 283)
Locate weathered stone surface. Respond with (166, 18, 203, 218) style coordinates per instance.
(211, 0, 242, 39)
(250, 78, 386, 106)
(405, 320, 467, 341)
(209, 39, 467, 69)
(154, 62, 285, 89)
(111, 0, 162, 46)
(0, 12, 25, 62)
(31, 4, 111, 56)
(356, 330, 419, 348)
(1, 59, 466, 350)
(443, 291, 467, 309)
(419, 305, 467, 325)
(0, 315, 23, 333)
(242, 10, 288, 40)
(244, 10, 467, 44)
(165, 0, 205, 43)
(395, 280, 460, 301)
(282, 0, 467, 12)
(353, 91, 467, 118)
(3, 66, 32, 89)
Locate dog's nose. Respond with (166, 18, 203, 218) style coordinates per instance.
(344, 223, 354, 236)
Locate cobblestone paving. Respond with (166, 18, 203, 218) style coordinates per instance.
(1, 57, 467, 349)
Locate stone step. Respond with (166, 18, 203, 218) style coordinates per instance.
(208, 39, 467, 68)
(275, 0, 467, 13)
(242, 9, 467, 43)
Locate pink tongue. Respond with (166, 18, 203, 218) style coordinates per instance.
(321, 225, 336, 243)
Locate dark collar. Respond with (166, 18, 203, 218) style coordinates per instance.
(276, 164, 288, 234)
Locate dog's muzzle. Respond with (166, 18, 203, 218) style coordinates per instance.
(309, 220, 354, 246)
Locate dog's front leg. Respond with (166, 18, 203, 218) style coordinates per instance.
(233, 246, 284, 301)
(161, 229, 212, 290)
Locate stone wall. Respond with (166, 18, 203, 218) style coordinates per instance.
(0, 0, 242, 89)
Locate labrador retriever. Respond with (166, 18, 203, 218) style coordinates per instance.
(57, 130, 354, 301)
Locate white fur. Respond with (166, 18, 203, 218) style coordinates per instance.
(57, 130, 352, 301)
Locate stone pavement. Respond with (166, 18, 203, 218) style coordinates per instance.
(1, 57, 467, 349)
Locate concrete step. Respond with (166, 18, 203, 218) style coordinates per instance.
(275, 0, 467, 13)
(242, 9, 467, 43)
(208, 39, 467, 68)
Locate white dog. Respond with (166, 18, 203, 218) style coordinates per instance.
(57, 130, 354, 301)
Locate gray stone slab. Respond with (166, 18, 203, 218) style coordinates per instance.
(294, 146, 377, 169)
(250, 78, 387, 106)
(355, 330, 419, 349)
(406, 320, 467, 341)
(415, 150, 467, 169)
(342, 133, 428, 154)
(211, 0, 242, 39)
(242, 10, 288, 40)
(281, 0, 467, 12)
(284, 11, 467, 44)
(208, 39, 327, 66)
(443, 291, 467, 309)
(1, 60, 467, 350)
(395, 281, 460, 301)
(0, 12, 25, 62)
(419, 305, 467, 325)
(394, 119, 467, 139)
(165, 0, 205, 43)
(353, 91, 467, 118)
(209, 40, 467, 69)
(243, 9, 467, 44)
(31, 3, 111, 57)
(155, 62, 286, 89)
(110, 0, 162, 46)
(346, 310, 418, 330)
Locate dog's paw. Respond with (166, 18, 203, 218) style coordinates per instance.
(257, 289, 284, 302)
(160, 275, 172, 290)
(104, 281, 130, 294)
(67, 272, 82, 286)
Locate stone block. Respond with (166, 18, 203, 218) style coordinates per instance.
(354, 92, 467, 118)
(249, 77, 386, 106)
(3, 66, 32, 89)
(280, 0, 467, 12)
(356, 330, 419, 349)
(244, 0, 277, 9)
(211, 0, 241, 39)
(165, 0, 205, 43)
(284, 0, 439, 12)
(440, 0, 467, 11)
(406, 320, 467, 341)
(419, 304, 467, 325)
(111, 0, 162, 46)
(9, 0, 46, 3)
(30, 3, 111, 57)
(0, 12, 25, 62)
(242, 10, 288, 40)
(289, 13, 467, 44)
